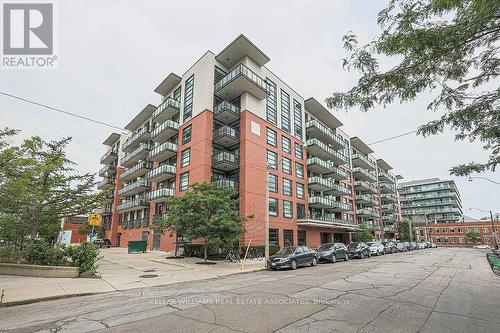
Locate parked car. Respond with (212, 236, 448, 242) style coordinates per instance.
(93, 238, 111, 248)
(367, 241, 385, 256)
(417, 242, 426, 250)
(430, 242, 437, 248)
(473, 244, 491, 249)
(410, 242, 418, 250)
(347, 242, 371, 259)
(316, 243, 348, 263)
(396, 242, 408, 252)
(383, 241, 397, 254)
(268, 246, 318, 270)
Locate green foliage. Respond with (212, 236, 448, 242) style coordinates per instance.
(155, 181, 246, 262)
(326, 0, 500, 176)
(0, 128, 104, 247)
(23, 242, 69, 266)
(352, 224, 374, 242)
(0, 247, 18, 263)
(398, 220, 417, 242)
(466, 230, 482, 243)
(65, 242, 101, 274)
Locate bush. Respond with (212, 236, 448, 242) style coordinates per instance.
(0, 246, 19, 263)
(65, 242, 101, 274)
(23, 242, 69, 266)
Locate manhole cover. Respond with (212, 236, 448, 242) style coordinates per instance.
(143, 269, 156, 272)
(139, 274, 159, 278)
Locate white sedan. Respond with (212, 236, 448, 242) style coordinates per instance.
(473, 244, 491, 249)
(367, 241, 385, 256)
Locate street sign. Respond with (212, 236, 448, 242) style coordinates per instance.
(89, 214, 101, 227)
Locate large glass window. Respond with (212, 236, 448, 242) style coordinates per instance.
(181, 148, 190, 167)
(180, 172, 189, 191)
(297, 229, 306, 246)
(268, 174, 278, 193)
(173, 86, 181, 101)
(281, 90, 291, 133)
(269, 228, 279, 245)
(281, 136, 291, 154)
(295, 143, 303, 160)
(296, 162, 304, 179)
(297, 203, 306, 219)
(269, 198, 278, 216)
(183, 75, 194, 122)
(282, 157, 292, 175)
(284, 229, 294, 246)
(283, 200, 293, 218)
(182, 125, 192, 144)
(267, 150, 278, 169)
(266, 79, 277, 125)
(293, 99, 302, 139)
(266, 128, 277, 147)
(283, 178, 292, 196)
(296, 183, 304, 199)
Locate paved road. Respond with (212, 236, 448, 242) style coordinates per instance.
(1, 248, 499, 333)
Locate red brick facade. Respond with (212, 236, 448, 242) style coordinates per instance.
(414, 221, 499, 248)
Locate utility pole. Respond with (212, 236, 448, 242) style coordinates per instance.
(264, 165, 270, 267)
(490, 210, 499, 250)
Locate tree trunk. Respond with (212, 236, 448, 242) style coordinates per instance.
(204, 239, 208, 263)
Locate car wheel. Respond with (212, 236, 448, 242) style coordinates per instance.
(360, 252, 364, 259)
(344, 254, 349, 261)
(331, 254, 337, 263)
(368, 251, 371, 258)
(376, 250, 380, 256)
(382, 250, 386, 255)
(311, 257, 318, 266)
(291, 260, 297, 270)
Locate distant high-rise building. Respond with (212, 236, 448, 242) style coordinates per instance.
(398, 178, 463, 222)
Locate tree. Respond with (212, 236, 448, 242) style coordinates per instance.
(398, 220, 416, 242)
(352, 224, 374, 242)
(466, 230, 482, 243)
(0, 128, 103, 249)
(154, 181, 246, 263)
(326, 0, 500, 176)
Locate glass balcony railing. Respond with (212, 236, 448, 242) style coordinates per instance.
(151, 120, 179, 140)
(118, 179, 150, 197)
(148, 164, 176, 181)
(148, 142, 178, 161)
(399, 183, 456, 194)
(399, 191, 459, 201)
(353, 167, 377, 182)
(214, 63, 269, 95)
(119, 161, 152, 182)
(354, 181, 378, 193)
(116, 197, 147, 212)
(99, 164, 115, 177)
(402, 206, 462, 215)
(297, 213, 357, 227)
(213, 125, 239, 141)
(352, 153, 376, 169)
(306, 138, 349, 165)
(356, 194, 379, 206)
(100, 149, 117, 164)
(378, 170, 396, 183)
(214, 100, 240, 117)
(401, 198, 458, 208)
(306, 120, 347, 149)
(122, 127, 151, 152)
(213, 179, 238, 189)
(357, 207, 381, 218)
(97, 178, 114, 190)
(309, 196, 353, 211)
(121, 143, 153, 167)
(381, 193, 397, 202)
(213, 151, 239, 164)
(307, 157, 350, 179)
(382, 203, 398, 212)
(147, 188, 175, 202)
(153, 98, 181, 121)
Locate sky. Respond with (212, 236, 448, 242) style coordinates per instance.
(1, 0, 498, 219)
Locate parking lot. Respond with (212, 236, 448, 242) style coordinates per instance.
(1, 247, 498, 333)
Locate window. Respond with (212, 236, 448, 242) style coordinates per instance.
(282, 157, 292, 175)
(266, 79, 277, 125)
(183, 75, 194, 122)
(483, 227, 488, 232)
(293, 99, 302, 139)
(267, 150, 278, 169)
(268, 174, 278, 193)
(181, 148, 190, 167)
(295, 143, 303, 160)
(283, 178, 292, 196)
(214, 66, 226, 83)
(296, 183, 304, 199)
(444, 237, 449, 243)
(266, 128, 277, 147)
(296, 162, 304, 179)
(180, 172, 189, 191)
(458, 227, 463, 233)
(281, 90, 291, 133)
(284, 229, 294, 246)
(450, 237, 455, 243)
(474, 227, 479, 233)
(269, 198, 278, 216)
(182, 125, 192, 144)
(449, 228, 454, 233)
(297, 203, 305, 219)
(283, 200, 293, 218)
(298, 230, 306, 246)
(281, 136, 291, 153)
(466, 227, 471, 233)
(269, 228, 279, 245)
(484, 237, 490, 242)
(173, 86, 181, 101)
(459, 237, 465, 243)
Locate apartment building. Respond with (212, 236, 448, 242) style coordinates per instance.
(97, 34, 402, 252)
(399, 178, 463, 223)
(414, 221, 499, 248)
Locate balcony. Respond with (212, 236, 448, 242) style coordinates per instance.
(213, 179, 238, 189)
(121, 143, 152, 168)
(148, 164, 176, 183)
(401, 198, 460, 209)
(130, 217, 149, 228)
(381, 193, 397, 203)
(99, 164, 116, 177)
(148, 142, 178, 162)
(297, 213, 358, 230)
(353, 167, 377, 182)
(122, 127, 151, 153)
(97, 178, 114, 191)
(384, 225, 396, 233)
(214, 63, 269, 101)
(308, 177, 351, 196)
(382, 214, 398, 223)
(152, 98, 180, 124)
(382, 203, 397, 212)
(121, 220, 129, 229)
(104, 190, 115, 202)
(306, 138, 348, 165)
(352, 153, 376, 171)
(214, 100, 240, 124)
(147, 187, 175, 203)
(399, 191, 459, 202)
(308, 196, 352, 212)
(213, 125, 239, 148)
(307, 157, 349, 181)
(305, 120, 347, 150)
(357, 207, 381, 219)
(100, 149, 117, 165)
(151, 120, 179, 143)
(97, 206, 113, 216)
(354, 181, 378, 194)
(356, 194, 379, 207)
(118, 179, 150, 197)
(378, 170, 396, 184)
(365, 223, 382, 231)
(213, 151, 239, 171)
(120, 161, 152, 182)
(379, 182, 395, 194)
(116, 197, 148, 212)
(402, 206, 462, 215)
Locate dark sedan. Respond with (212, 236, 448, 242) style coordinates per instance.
(93, 238, 111, 248)
(268, 246, 318, 270)
(383, 241, 397, 254)
(316, 243, 348, 263)
(347, 242, 371, 259)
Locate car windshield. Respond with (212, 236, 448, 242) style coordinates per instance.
(317, 244, 333, 251)
(367, 242, 374, 246)
(348, 243, 360, 249)
(276, 247, 296, 255)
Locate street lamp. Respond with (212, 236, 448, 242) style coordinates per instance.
(470, 207, 499, 250)
(468, 176, 500, 185)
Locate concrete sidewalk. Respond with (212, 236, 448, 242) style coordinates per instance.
(0, 248, 264, 305)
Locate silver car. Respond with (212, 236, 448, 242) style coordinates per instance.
(367, 241, 385, 256)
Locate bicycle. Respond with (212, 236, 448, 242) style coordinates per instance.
(246, 248, 264, 261)
(224, 249, 241, 262)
